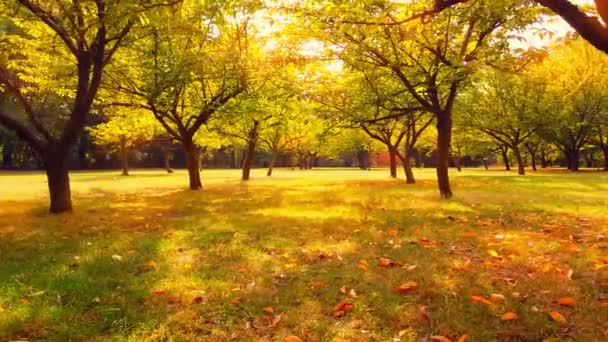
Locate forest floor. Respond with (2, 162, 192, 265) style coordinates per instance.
(1, 168, 608, 341)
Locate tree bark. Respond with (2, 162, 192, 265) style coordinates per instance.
(436, 112, 453, 198)
(454, 155, 462, 172)
(540, 149, 547, 168)
(183, 140, 202, 190)
(388, 146, 397, 178)
(530, 153, 537, 171)
(501, 148, 511, 171)
(267, 150, 278, 176)
(161, 146, 173, 173)
(513, 146, 525, 175)
(120, 141, 129, 176)
(357, 150, 368, 170)
(567, 149, 580, 171)
(403, 157, 415, 184)
(45, 155, 72, 213)
(242, 138, 257, 181)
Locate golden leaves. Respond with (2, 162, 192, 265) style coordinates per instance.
(395, 281, 418, 294)
(557, 297, 576, 306)
(332, 301, 354, 318)
(548, 311, 567, 324)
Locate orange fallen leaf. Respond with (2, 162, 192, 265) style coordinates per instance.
(548, 311, 567, 324)
(501, 312, 518, 321)
(332, 301, 354, 318)
(600, 301, 608, 307)
(285, 336, 303, 342)
(430, 336, 452, 342)
(470, 295, 492, 305)
(388, 230, 399, 237)
(358, 260, 369, 270)
(311, 280, 327, 289)
(192, 296, 203, 304)
(395, 281, 418, 294)
(458, 335, 469, 342)
(558, 297, 576, 306)
(142, 260, 158, 270)
(151, 290, 165, 297)
(231, 298, 241, 306)
(378, 257, 393, 267)
(263, 306, 274, 314)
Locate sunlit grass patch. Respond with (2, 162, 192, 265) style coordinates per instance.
(1, 168, 608, 340)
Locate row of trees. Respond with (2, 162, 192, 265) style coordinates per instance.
(1, 0, 607, 213)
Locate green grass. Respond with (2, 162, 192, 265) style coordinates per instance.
(1, 168, 608, 341)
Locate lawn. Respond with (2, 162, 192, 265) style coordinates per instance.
(1, 168, 608, 341)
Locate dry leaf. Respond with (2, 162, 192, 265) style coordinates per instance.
(285, 336, 303, 342)
(388, 230, 399, 237)
(358, 260, 369, 270)
(142, 260, 158, 270)
(501, 312, 518, 321)
(311, 280, 327, 289)
(600, 301, 608, 307)
(192, 296, 203, 304)
(332, 301, 354, 318)
(490, 294, 505, 302)
(470, 295, 492, 305)
(379, 257, 393, 267)
(263, 306, 274, 314)
(231, 298, 242, 306)
(458, 335, 469, 342)
(395, 281, 418, 294)
(548, 311, 567, 324)
(487, 250, 499, 257)
(558, 297, 576, 306)
(271, 314, 282, 327)
(430, 336, 452, 342)
(151, 290, 165, 297)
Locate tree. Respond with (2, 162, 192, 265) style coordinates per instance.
(88, 110, 156, 176)
(0, 1, 175, 213)
(460, 69, 545, 175)
(309, 0, 537, 197)
(105, 3, 250, 189)
(534, 38, 607, 170)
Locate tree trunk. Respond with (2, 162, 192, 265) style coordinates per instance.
(242, 138, 257, 181)
(2, 143, 13, 168)
(267, 150, 278, 176)
(603, 147, 608, 171)
(183, 140, 202, 190)
(120, 141, 129, 176)
(388, 146, 397, 178)
(403, 157, 415, 184)
(357, 150, 367, 170)
(482, 158, 489, 170)
(45, 155, 72, 213)
(436, 112, 453, 198)
(454, 155, 462, 172)
(513, 146, 525, 175)
(530, 153, 537, 171)
(567, 149, 580, 171)
(540, 150, 547, 168)
(584, 151, 594, 168)
(501, 149, 511, 171)
(161, 146, 173, 173)
(229, 148, 237, 169)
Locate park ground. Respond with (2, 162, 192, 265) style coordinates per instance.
(1, 168, 608, 341)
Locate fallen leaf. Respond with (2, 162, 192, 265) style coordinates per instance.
(490, 294, 505, 302)
(470, 295, 492, 305)
(395, 281, 418, 294)
(142, 260, 158, 270)
(430, 336, 452, 342)
(388, 230, 399, 237)
(285, 336, 303, 342)
(151, 290, 165, 297)
(271, 314, 282, 327)
(332, 301, 354, 318)
(263, 306, 274, 314)
(600, 301, 608, 307)
(488, 250, 499, 257)
(558, 297, 576, 306)
(458, 335, 469, 342)
(358, 259, 369, 270)
(379, 257, 394, 267)
(311, 280, 327, 289)
(192, 296, 204, 304)
(111, 254, 123, 261)
(548, 311, 567, 324)
(231, 298, 241, 306)
(501, 312, 518, 321)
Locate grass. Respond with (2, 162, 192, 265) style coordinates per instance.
(1, 167, 608, 341)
